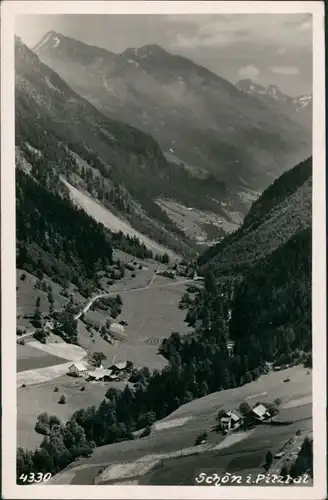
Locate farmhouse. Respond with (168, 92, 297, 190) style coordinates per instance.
(218, 409, 242, 431)
(109, 323, 125, 337)
(44, 320, 55, 331)
(87, 369, 116, 381)
(69, 362, 88, 377)
(247, 403, 271, 423)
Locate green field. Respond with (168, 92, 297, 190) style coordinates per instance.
(17, 347, 66, 372)
(78, 274, 191, 370)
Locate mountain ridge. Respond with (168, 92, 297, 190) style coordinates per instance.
(33, 30, 311, 196)
(236, 78, 312, 131)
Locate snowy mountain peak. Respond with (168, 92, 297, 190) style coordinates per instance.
(237, 79, 312, 108)
(34, 31, 62, 52)
(292, 94, 312, 111)
(236, 79, 312, 130)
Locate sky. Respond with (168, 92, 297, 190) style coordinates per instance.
(15, 13, 312, 96)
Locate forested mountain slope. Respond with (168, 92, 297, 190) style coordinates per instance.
(199, 157, 312, 271)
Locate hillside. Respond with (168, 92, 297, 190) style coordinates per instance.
(34, 31, 311, 196)
(199, 157, 312, 271)
(16, 36, 228, 257)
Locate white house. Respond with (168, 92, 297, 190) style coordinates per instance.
(109, 323, 125, 338)
(44, 320, 55, 331)
(219, 409, 242, 431)
(68, 362, 88, 377)
(249, 403, 271, 421)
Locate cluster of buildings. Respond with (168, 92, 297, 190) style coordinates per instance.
(217, 403, 272, 433)
(68, 361, 129, 382)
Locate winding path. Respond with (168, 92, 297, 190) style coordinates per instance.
(74, 276, 194, 320)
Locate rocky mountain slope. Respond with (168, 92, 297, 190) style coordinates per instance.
(16, 36, 234, 256)
(236, 79, 312, 132)
(34, 31, 311, 195)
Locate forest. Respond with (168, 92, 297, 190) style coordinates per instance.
(16, 169, 157, 292)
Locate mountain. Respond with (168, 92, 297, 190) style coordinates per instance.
(17, 36, 235, 257)
(34, 31, 311, 196)
(236, 79, 312, 132)
(199, 156, 312, 270)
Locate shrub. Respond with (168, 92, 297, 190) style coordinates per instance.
(140, 426, 152, 438)
(131, 273, 136, 278)
(194, 431, 208, 446)
(58, 395, 66, 404)
(20, 273, 27, 281)
(80, 386, 85, 392)
(34, 421, 49, 436)
(238, 402, 251, 416)
(92, 352, 106, 366)
(33, 329, 47, 344)
(54, 387, 59, 392)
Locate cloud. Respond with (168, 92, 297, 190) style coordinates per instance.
(174, 31, 238, 49)
(167, 14, 312, 51)
(270, 66, 300, 75)
(238, 65, 260, 80)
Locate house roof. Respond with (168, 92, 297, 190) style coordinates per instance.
(70, 362, 87, 371)
(251, 404, 268, 418)
(88, 369, 113, 379)
(112, 361, 127, 370)
(227, 409, 242, 421)
(109, 323, 124, 333)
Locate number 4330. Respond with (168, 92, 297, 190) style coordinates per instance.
(19, 472, 52, 483)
